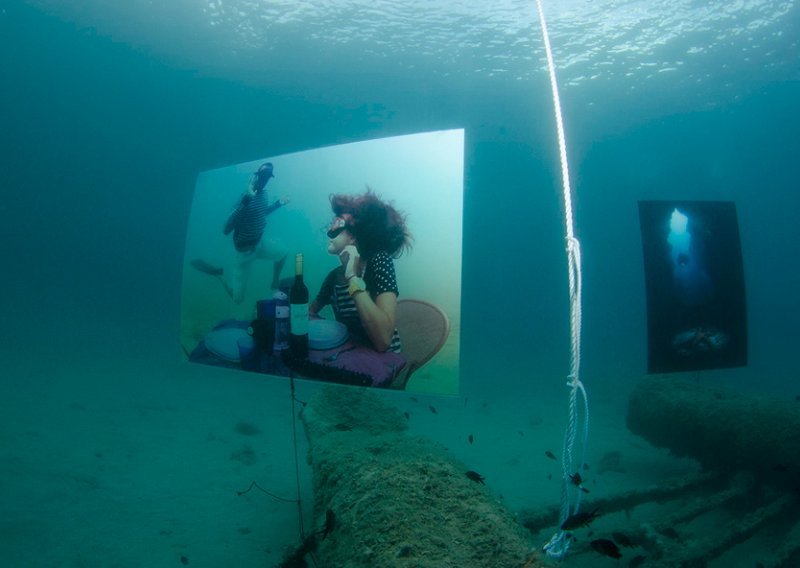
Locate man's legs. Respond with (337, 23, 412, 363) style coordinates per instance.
(256, 238, 289, 292)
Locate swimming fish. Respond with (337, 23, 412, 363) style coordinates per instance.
(590, 538, 622, 559)
(465, 470, 485, 484)
(318, 509, 336, 540)
(545, 451, 557, 461)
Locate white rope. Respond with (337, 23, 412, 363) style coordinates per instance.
(533, 0, 590, 560)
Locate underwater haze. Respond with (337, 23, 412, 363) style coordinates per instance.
(2, 0, 799, 566)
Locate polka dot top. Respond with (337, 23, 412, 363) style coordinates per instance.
(314, 251, 402, 353)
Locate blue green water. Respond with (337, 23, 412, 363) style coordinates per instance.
(2, 1, 799, 566)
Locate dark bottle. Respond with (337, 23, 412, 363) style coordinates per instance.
(289, 253, 309, 358)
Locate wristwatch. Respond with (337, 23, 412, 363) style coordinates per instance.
(348, 277, 366, 297)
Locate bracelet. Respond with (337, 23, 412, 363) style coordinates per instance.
(348, 277, 366, 297)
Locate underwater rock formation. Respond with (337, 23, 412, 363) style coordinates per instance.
(627, 376, 800, 481)
(300, 387, 539, 567)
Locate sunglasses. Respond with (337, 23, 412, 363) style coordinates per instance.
(326, 217, 351, 239)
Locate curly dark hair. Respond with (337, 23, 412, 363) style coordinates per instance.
(330, 188, 412, 259)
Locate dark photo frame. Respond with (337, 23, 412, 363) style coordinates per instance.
(638, 200, 747, 373)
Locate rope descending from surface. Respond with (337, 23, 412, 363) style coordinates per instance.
(533, 0, 590, 560)
(289, 376, 307, 539)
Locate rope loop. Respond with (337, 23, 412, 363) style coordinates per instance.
(534, 0, 590, 560)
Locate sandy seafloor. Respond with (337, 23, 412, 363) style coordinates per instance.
(4, 333, 755, 568)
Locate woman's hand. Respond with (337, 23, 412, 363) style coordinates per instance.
(339, 245, 362, 279)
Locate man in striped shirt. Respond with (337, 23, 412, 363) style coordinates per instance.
(192, 162, 289, 304)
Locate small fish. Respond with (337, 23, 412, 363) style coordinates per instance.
(545, 451, 557, 461)
(468, 434, 474, 444)
(318, 508, 336, 540)
(591, 538, 622, 559)
(465, 470, 485, 484)
(429, 405, 437, 414)
(569, 472, 583, 486)
(659, 527, 681, 540)
(548, 473, 552, 480)
(580, 487, 590, 494)
(464, 397, 468, 407)
(403, 411, 410, 420)
(628, 554, 647, 567)
(333, 423, 352, 431)
(560, 507, 600, 531)
(772, 463, 789, 472)
(180, 556, 189, 566)
(612, 531, 636, 548)
(410, 397, 418, 402)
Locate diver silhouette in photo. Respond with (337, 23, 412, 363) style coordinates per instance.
(191, 162, 290, 304)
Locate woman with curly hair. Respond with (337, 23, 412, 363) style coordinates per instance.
(310, 189, 412, 353)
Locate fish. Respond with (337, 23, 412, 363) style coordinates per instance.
(465, 470, 485, 484)
(659, 527, 681, 540)
(569, 472, 583, 486)
(591, 538, 622, 559)
(545, 451, 557, 461)
(612, 531, 636, 547)
(318, 509, 336, 540)
(403, 411, 410, 420)
(468, 434, 474, 444)
(429, 405, 437, 414)
(580, 487, 590, 494)
(560, 507, 600, 531)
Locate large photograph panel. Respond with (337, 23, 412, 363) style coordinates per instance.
(181, 130, 464, 394)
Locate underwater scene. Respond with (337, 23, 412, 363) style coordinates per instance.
(1, 1, 799, 567)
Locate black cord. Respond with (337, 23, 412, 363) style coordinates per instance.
(236, 481, 298, 502)
(289, 375, 306, 539)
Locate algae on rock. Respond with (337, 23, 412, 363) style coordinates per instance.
(301, 387, 540, 568)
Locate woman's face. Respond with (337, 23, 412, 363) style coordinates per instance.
(326, 216, 355, 255)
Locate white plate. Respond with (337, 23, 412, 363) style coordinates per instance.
(204, 327, 254, 362)
(308, 319, 348, 350)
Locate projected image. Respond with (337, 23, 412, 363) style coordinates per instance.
(638, 201, 747, 373)
(181, 130, 463, 394)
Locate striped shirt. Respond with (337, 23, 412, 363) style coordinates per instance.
(224, 189, 282, 253)
(315, 251, 402, 353)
